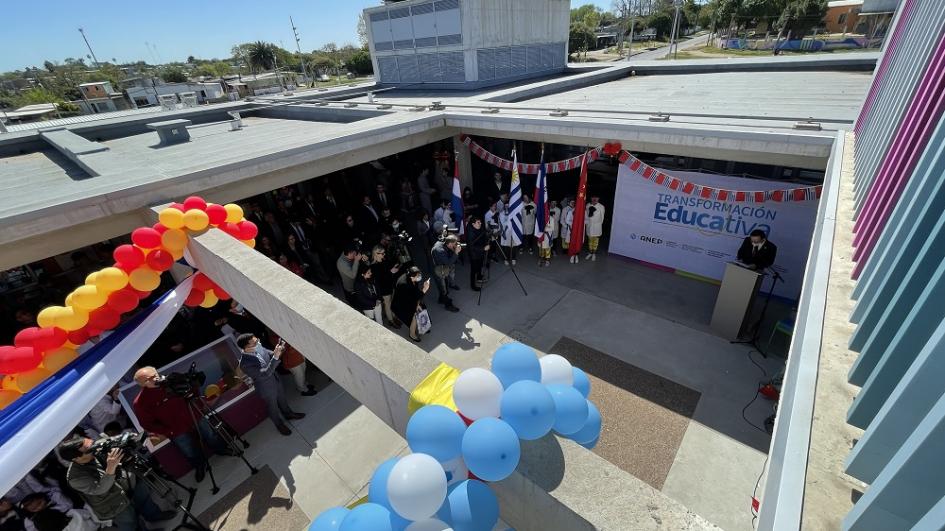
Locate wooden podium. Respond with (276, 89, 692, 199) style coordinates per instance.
(710, 262, 763, 340)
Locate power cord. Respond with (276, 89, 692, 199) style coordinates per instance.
(742, 349, 770, 434)
(751, 454, 769, 529)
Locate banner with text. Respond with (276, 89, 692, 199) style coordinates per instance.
(610, 166, 818, 300)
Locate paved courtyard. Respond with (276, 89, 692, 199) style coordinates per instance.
(180, 249, 784, 531)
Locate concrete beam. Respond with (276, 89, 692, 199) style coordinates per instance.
(177, 221, 719, 531)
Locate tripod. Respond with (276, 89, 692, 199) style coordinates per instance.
(477, 235, 528, 306)
(731, 269, 784, 358)
(122, 451, 210, 531)
(182, 390, 259, 495)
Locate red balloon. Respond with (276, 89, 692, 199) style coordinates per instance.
(212, 285, 231, 301)
(113, 244, 145, 269)
(130, 288, 151, 299)
(115, 261, 137, 274)
(146, 250, 175, 272)
(67, 328, 90, 346)
(237, 221, 258, 240)
(88, 307, 120, 331)
(152, 223, 169, 234)
(206, 204, 227, 226)
(169, 202, 185, 211)
(184, 290, 205, 307)
(183, 196, 207, 211)
(0, 346, 42, 374)
(15, 327, 67, 352)
(106, 288, 139, 313)
(457, 411, 475, 427)
(192, 273, 214, 291)
(221, 222, 242, 238)
(131, 228, 162, 249)
(87, 328, 103, 338)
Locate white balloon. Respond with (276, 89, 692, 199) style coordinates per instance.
(452, 368, 503, 420)
(441, 456, 469, 486)
(387, 453, 448, 521)
(406, 519, 453, 531)
(540, 354, 574, 386)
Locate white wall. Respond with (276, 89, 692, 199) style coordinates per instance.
(463, 0, 569, 48)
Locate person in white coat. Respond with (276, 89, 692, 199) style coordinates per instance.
(521, 195, 536, 255)
(498, 205, 519, 265)
(560, 198, 579, 263)
(584, 196, 606, 261)
(416, 168, 437, 216)
(548, 200, 561, 253)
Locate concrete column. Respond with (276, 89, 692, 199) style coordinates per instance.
(172, 215, 717, 531)
(845, 318, 945, 483)
(843, 392, 945, 530)
(453, 134, 473, 190)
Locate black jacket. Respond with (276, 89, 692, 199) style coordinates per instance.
(467, 225, 489, 260)
(352, 277, 381, 311)
(737, 237, 778, 270)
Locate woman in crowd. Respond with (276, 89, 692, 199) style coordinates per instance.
(369, 246, 402, 329)
(352, 268, 383, 326)
(256, 236, 278, 260)
(462, 187, 481, 219)
(392, 267, 430, 342)
(277, 254, 304, 277)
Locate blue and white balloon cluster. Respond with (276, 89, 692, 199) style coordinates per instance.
(308, 343, 601, 531)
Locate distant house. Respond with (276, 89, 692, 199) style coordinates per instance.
(0, 103, 59, 125)
(76, 81, 132, 114)
(233, 72, 296, 96)
(858, 0, 900, 39)
(124, 81, 227, 107)
(825, 0, 867, 34)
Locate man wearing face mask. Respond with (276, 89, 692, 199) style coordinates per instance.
(737, 229, 778, 271)
(584, 196, 606, 262)
(236, 334, 305, 436)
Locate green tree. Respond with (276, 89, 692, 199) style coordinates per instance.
(247, 41, 278, 72)
(160, 67, 188, 83)
(778, 0, 827, 37)
(647, 9, 675, 39)
(571, 4, 600, 23)
(357, 14, 369, 46)
(569, 22, 596, 57)
(349, 49, 373, 75)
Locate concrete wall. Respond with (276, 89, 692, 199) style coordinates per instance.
(461, 0, 569, 49)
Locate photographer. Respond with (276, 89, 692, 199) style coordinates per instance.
(392, 267, 431, 342)
(369, 245, 402, 328)
(236, 334, 305, 436)
(57, 437, 175, 531)
(336, 241, 365, 306)
(132, 367, 232, 482)
(466, 217, 490, 291)
(431, 235, 462, 313)
(352, 268, 383, 325)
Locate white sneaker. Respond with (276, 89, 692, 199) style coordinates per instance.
(512, 259, 517, 265)
(504, 260, 510, 265)
(584, 253, 592, 260)
(591, 254, 597, 261)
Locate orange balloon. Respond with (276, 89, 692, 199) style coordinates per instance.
(37, 306, 61, 328)
(95, 267, 129, 292)
(129, 267, 161, 292)
(0, 389, 22, 410)
(204, 384, 221, 398)
(169, 248, 185, 261)
(159, 208, 185, 230)
(199, 290, 219, 308)
(7, 367, 50, 393)
(54, 306, 89, 332)
(183, 209, 210, 231)
(223, 204, 243, 223)
(240, 239, 255, 248)
(1, 375, 15, 390)
(161, 229, 188, 250)
(42, 347, 79, 372)
(72, 285, 107, 310)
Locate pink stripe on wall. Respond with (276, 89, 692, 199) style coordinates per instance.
(852, 32, 945, 279)
(854, 0, 918, 135)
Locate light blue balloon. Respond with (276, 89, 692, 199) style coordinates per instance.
(461, 418, 521, 482)
(407, 405, 467, 462)
(490, 343, 541, 389)
(547, 385, 589, 436)
(572, 367, 591, 398)
(580, 436, 599, 450)
(309, 507, 349, 531)
(367, 459, 411, 530)
(339, 503, 393, 531)
(500, 380, 556, 440)
(569, 400, 602, 445)
(437, 480, 499, 531)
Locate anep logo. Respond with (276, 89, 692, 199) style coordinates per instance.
(640, 235, 663, 245)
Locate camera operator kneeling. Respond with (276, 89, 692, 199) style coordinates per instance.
(431, 235, 462, 312)
(132, 366, 234, 483)
(57, 437, 176, 531)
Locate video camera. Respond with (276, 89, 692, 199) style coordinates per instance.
(159, 362, 206, 399)
(89, 431, 148, 463)
(393, 230, 413, 244)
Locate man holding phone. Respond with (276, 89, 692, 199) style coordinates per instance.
(236, 334, 305, 436)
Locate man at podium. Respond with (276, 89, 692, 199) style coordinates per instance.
(737, 229, 777, 271)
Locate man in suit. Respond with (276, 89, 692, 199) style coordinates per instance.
(737, 229, 778, 270)
(373, 183, 397, 214)
(358, 195, 381, 238)
(236, 334, 305, 436)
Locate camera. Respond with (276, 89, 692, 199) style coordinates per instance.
(90, 431, 148, 461)
(393, 230, 413, 244)
(159, 362, 207, 399)
(488, 226, 502, 240)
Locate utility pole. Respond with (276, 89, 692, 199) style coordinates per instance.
(627, 0, 636, 60)
(290, 16, 310, 87)
(670, 0, 682, 59)
(78, 28, 100, 67)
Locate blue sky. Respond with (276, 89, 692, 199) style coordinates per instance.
(0, 0, 611, 72)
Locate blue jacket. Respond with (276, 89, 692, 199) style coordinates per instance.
(240, 346, 280, 385)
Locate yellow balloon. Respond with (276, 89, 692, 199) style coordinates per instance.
(1, 375, 15, 390)
(161, 229, 188, 250)
(241, 239, 256, 248)
(37, 306, 62, 328)
(71, 285, 107, 310)
(129, 267, 161, 292)
(183, 209, 210, 231)
(199, 290, 219, 308)
(204, 384, 221, 398)
(63, 340, 80, 350)
(9, 367, 51, 393)
(42, 347, 79, 372)
(0, 389, 22, 410)
(95, 267, 129, 292)
(65, 293, 75, 307)
(85, 272, 99, 285)
(169, 248, 185, 261)
(223, 204, 243, 223)
(54, 306, 89, 332)
(159, 207, 185, 229)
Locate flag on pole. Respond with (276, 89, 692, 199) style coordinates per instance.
(534, 145, 549, 244)
(507, 149, 524, 247)
(451, 152, 464, 236)
(568, 151, 589, 257)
